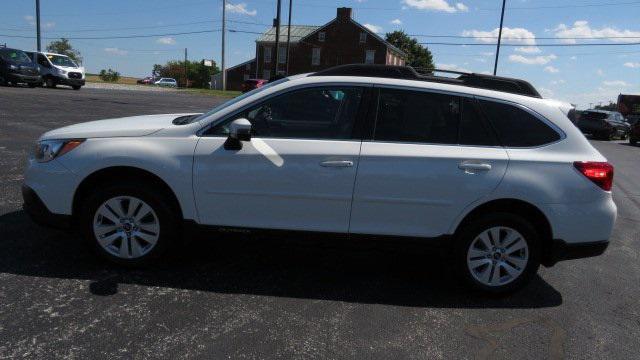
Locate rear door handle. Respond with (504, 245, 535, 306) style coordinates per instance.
(320, 160, 354, 168)
(458, 162, 492, 172)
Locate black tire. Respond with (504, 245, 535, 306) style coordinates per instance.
(72, 85, 81, 90)
(79, 181, 179, 266)
(28, 83, 38, 88)
(454, 212, 541, 295)
(45, 77, 56, 88)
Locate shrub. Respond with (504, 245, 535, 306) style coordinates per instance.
(99, 68, 120, 82)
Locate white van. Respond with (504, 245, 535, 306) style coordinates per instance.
(31, 51, 85, 90)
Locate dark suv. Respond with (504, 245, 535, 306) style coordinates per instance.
(0, 47, 42, 87)
(577, 110, 630, 140)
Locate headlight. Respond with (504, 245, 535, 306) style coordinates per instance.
(34, 139, 84, 163)
(9, 64, 18, 70)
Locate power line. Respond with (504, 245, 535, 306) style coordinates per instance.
(0, 29, 221, 40)
(420, 42, 640, 47)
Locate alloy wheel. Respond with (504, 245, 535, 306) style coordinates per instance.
(466, 226, 529, 287)
(92, 196, 160, 259)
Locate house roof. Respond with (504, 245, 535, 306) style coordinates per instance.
(257, 25, 320, 43)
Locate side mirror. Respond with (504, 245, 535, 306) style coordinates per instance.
(224, 118, 252, 150)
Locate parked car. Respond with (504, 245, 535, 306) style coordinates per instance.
(137, 76, 156, 85)
(22, 64, 616, 295)
(617, 94, 640, 145)
(28, 51, 85, 90)
(241, 78, 268, 93)
(576, 110, 630, 140)
(154, 78, 177, 87)
(0, 47, 42, 87)
(629, 122, 640, 145)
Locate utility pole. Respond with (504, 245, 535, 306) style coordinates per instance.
(493, 0, 506, 75)
(35, 0, 41, 51)
(272, 0, 282, 79)
(221, 0, 227, 91)
(184, 48, 188, 88)
(285, 0, 293, 75)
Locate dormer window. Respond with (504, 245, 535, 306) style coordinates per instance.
(359, 32, 367, 43)
(318, 32, 326, 42)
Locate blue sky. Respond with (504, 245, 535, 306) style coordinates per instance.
(2, 0, 639, 108)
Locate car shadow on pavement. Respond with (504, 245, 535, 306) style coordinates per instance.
(0, 210, 562, 308)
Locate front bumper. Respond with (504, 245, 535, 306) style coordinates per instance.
(57, 77, 85, 86)
(543, 239, 609, 267)
(22, 185, 71, 229)
(7, 73, 42, 84)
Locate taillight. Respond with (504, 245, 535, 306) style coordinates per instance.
(574, 161, 614, 191)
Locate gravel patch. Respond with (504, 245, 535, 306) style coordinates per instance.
(84, 82, 178, 92)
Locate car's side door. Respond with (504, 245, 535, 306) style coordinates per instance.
(349, 87, 509, 238)
(193, 85, 370, 233)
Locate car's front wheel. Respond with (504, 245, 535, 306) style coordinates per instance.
(80, 182, 178, 266)
(455, 213, 540, 295)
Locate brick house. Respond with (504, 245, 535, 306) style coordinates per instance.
(223, 7, 407, 91)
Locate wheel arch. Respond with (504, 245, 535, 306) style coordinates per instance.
(72, 166, 184, 221)
(453, 198, 553, 257)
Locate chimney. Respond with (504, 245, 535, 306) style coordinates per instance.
(337, 7, 352, 22)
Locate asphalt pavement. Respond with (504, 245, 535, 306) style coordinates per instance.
(0, 86, 639, 359)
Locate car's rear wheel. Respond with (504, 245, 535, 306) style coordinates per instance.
(72, 85, 81, 90)
(80, 182, 178, 266)
(455, 213, 540, 295)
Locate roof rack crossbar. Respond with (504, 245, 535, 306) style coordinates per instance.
(311, 64, 542, 98)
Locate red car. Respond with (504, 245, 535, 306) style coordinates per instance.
(137, 76, 156, 85)
(241, 78, 268, 93)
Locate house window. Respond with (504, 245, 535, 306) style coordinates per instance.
(264, 47, 272, 63)
(263, 70, 271, 80)
(359, 32, 367, 43)
(312, 48, 321, 66)
(318, 32, 326, 42)
(365, 50, 375, 64)
(278, 47, 286, 64)
(243, 74, 250, 81)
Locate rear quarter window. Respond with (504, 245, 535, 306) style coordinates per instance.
(479, 100, 561, 147)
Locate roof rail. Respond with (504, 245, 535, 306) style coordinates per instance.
(311, 64, 542, 98)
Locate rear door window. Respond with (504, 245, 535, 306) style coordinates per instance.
(479, 100, 561, 147)
(459, 98, 498, 146)
(373, 88, 459, 144)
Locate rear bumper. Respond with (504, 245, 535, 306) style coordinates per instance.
(22, 184, 72, 229)
(543, 239, 609, 267)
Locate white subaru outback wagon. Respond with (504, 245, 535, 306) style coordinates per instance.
(23, 65, 616, 294)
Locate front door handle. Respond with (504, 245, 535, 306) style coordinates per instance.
(458, 162, 492, 172)
(320, 160, 354, 168)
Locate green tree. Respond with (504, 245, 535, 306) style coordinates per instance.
(99, 68, 120, 82)
(157, 60, 220, 88)
(385, 30, 434, 70)
(45, 38, 82, 63)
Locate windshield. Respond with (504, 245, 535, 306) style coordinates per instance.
(0, 49, 32, 64)
(47, 54, 78, 68)
(188, 77, 290, 124)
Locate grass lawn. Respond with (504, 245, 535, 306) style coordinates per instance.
(85, 74, 140, 85)
(183, 88, 241, 98)
(85, 74, 241, 97)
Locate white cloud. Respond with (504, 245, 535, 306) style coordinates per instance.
(544, 66, 559, 73)
(390, 19, 403, 25)
(24, 15, 54, 29)
(481, 52, 494, 57)
(596, 69, 604, 76)
(225, 2, 257, 16)
(515, 46, 541, 54)
(104, 47, 128, 56)
(402, 0, 467, 13)
(624, 62, 640, 68)
(462, 27, 536, 45)
(602, 80, 629, 87)
(570, 56, 577, 60)
(437, 63, 472, 73)
(508, 54, 557, 65)
(539, 87, 554, 97)
(156, 37, 176, 45)
(455, 3, 469, 11)
(363, 23, 383, 33)
(550, 79, 566, 85)
(553, 20, 640, 44)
